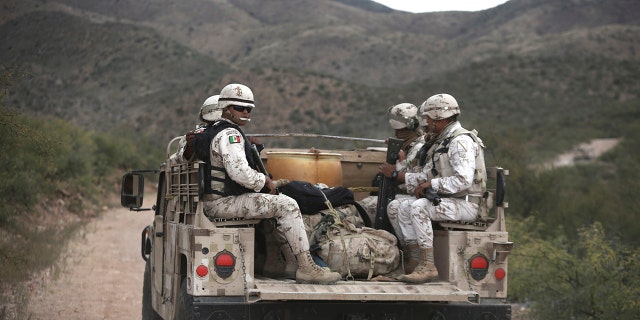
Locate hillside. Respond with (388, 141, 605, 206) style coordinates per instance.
(1, 0, 639, 158)
(12, 0, 636, 86)
(2, 2, 640, 317)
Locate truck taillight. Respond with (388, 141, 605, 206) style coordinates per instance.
(214, 250, 236, 279)
(196, 264, 209, 277)
(495, 267, 506, 280)
(469, 254, 489, 280)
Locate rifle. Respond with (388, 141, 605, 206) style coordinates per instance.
(375, 137, 403, 234)
(250, 143, 274, 193)
(250, 144, 268, 176)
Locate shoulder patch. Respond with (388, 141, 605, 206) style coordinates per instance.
(229, 135, 242, 144)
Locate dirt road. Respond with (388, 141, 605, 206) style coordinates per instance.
(27, 207, 153, 320)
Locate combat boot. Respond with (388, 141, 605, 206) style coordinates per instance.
(295, 251, 342, 284)
(402, 242, 421, 274)
(397, 247, 439, 283)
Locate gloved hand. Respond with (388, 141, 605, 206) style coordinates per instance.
(274, 179, 290, 188)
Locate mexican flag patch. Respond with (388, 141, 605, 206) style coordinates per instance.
(229, 135, 242, 144)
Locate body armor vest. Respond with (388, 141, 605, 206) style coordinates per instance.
(194, 120, 261, 197)
(424, 124, 487, 198)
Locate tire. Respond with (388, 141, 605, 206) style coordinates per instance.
(142, 260, 163, 320)
(175, 278, 196, 320)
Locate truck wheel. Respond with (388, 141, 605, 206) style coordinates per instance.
(142, 260, 162, 320)
(175, 278, 196, 320)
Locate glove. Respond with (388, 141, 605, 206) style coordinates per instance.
(274, 179, 290, 188)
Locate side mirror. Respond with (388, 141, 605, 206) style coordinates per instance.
(121, 173, 144, 209)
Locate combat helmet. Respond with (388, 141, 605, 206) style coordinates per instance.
(388, 103, 419, 130)
(420, 93, 460, 120)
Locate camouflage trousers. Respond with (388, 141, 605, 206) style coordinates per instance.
(203, 193, 310, 254)
(359, 193, 415, 246)
(385, 194, 418, 246)
(388, 197, 478, 248)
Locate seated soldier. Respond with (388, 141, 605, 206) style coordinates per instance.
(358, 103, 427, 244)
(169, 94, 219, 165)
(194, 83, 341, 285)
(390, 93, 487, 283)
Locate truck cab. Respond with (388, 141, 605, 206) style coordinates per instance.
(121, 135, 513, 320)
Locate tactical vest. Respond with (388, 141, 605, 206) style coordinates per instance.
(194, 120, 261, 197)
(423, 124, 487, 198)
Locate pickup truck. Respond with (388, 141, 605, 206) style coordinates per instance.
(121, 134, 513, 320)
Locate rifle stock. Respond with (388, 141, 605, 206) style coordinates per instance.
(375, 138, 403, 234)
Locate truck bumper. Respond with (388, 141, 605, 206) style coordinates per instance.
(192, 298, 511, 320)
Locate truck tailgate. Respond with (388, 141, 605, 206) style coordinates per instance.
(248, 278, 478, 303)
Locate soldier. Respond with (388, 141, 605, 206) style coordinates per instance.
(392, 93, 487, 283)
(358, 103, 427, 242)
(195, 83, 342, 285)
(169, 94, 219, 165)
(199, 94, 222, 124)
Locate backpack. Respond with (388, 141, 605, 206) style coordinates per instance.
(307, 207, 400, 280)
(303, 204, 366, 238)
(279, 181, 346, 210)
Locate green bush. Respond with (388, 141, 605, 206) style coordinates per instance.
(509, 218, 640, 319)
(0, 108, 56, 214)
(0, 100, 161, 285)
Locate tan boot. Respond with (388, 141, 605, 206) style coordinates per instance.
(295, 251, 342, 284)
(397, 247, 439, 283)
(402, 242, 421, 274)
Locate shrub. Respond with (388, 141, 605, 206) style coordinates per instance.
(509, 218, 640, 319)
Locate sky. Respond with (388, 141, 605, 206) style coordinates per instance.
(371, 0, 511, 13)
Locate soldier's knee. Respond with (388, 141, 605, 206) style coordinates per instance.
(271, 194, 302, 216)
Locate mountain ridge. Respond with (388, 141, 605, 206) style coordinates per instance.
(1, 0, 639, 158)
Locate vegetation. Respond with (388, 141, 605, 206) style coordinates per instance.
(0, 109, 160, 281)
(495, 97, 640, 318)
(499, 98, 640, 244)
(509, 219, 640, 319)
(0, 69, 162, 318)
(3, 73, 640, 320)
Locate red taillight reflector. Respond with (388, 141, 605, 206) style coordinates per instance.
(495, 268, 506, 280)
(469, 254, 489, 281)
(196, 264, 208, 277)
(214, 250, 236, 279)
(470, 256, 488, 269)
(215, 252, 235, 267)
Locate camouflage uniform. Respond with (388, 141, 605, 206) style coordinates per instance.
(202, 119, 309, 254)
(358, 135, 425, 226)
(168, 135, 188, 166)
(169, 124, 206, 166)
(389, 121, 486, 249)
